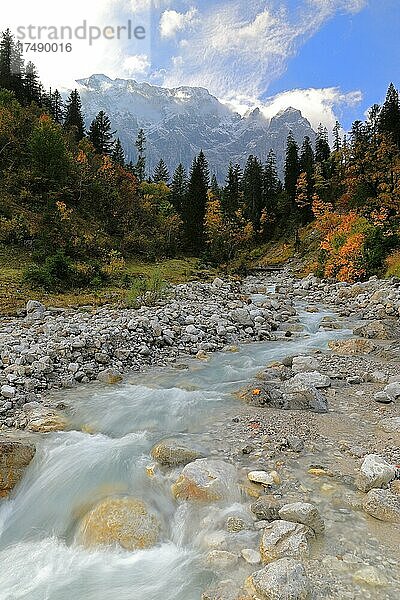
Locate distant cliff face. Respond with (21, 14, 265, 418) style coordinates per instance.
(77, 74, 315, 179)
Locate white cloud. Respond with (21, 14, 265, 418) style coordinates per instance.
(122, 54, 150, 75)
(162, 0, 368, 101)
(160, 8, 198, 38)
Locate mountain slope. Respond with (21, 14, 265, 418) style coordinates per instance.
(76, 75, 315, 180)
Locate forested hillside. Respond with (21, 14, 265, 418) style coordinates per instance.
(1, 28, 399, 302)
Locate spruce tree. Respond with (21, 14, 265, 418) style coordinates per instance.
(263, 150, 279, 213)
(183, 150, 209, 252)
(24, 61, 42, 105)
(284, 132, 300, 205)
(222, 163, 241, 215)
(88, 111, 115, 155)
(112, 138, 126, 166)
(64, 90, 85, 141)
(315, 124, 331, 163)
(153, 158, 170, 183)
(242, 155, 263, 230)
(51, 90, 64, 124)
(333, 121, 342, 152)
(210, 174, 220, 197)
(135, 128, 146, 182)
(300, 136, 315, 196)
(378, 83, 400, 147)
(0, 29, 13, 93)
(170, 163, 188, 213)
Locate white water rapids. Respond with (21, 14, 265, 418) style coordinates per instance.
(0, 305, 352, 600)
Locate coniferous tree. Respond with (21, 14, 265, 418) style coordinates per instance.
(64, 89, 85, 141)
(299, 136, 315, 197)
(183, 150, 209, 252)
(24, 61, 42, 105)
(112, 138, 125, 166)
(135, 128, 146, 182)
(222, 163, 241, 215)
(284, 132, 300, 205)
(170, 163, 188, 213)
(153, 158, 170, 183)
(333, 121, 342, 152)
(315, 124, 331, 163)
(262, 150, 279, 213)
(51, 90, 64, 124)
(88, 110, 115, 155)
(378, 83, 400, 148)
(242, 155, 263, 230)
(210, 174, 220, 197)
(0, 29, 13, 93)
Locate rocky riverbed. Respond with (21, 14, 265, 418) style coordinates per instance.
(1, 269, 400, 599)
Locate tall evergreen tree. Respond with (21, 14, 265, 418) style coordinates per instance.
(183, 150, 209, 252)
(378, 83, 400, 148)
(153, 158, 170, 183)
(51, 89, 64, 124)
(64, 89, 85, 141)
(333, 121, 342, 152)
(210, 174, 220, 197)
(112, 138, 126, 166)
(24, 61, 42, 105)
(222, 163, 241, 215)
(135, 128, 146, 182)
(315, 124, 331, 163)
(262, 150, 279, 213)
(0, 29, 13, 93)
(300, 136, 315, 193)
(88, 110, 115, 155)
(242, 155, 263, 230)
(284, 132, 300, 205)
(170, 163, 188, 213)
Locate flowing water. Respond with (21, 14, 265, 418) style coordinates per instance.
(0, 301, 398, 599)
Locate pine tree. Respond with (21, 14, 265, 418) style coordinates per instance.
(284, 132, 300, 205)
(378, 83, 400, 148)
(153, 158, 170, 183)
(210, 174, 220, 197)
(242, 155, 263, 230)
(135, 128, 146, 182)
(332, 121, 342, 152)
(315, 124, 331, 163)
(183, 150, 210, 252)
(299, 136, 315, 196)
(222, 163, 241, 215)
(10, 39, 25, 102)
(24, 61, 42, 105)
(263, 150, 279, 213)
(88, 111, 115, 155)
(0, 29, 13, 93)
(64, 89, 85, 141)
(170, 163, 188, 213)
(51, 90, 64, 124)
(112, 138, 125, 166)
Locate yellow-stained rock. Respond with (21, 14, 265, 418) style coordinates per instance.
(0, 439, 35, 497)
(25, 407, 67, 433)
(151, 438, 204, 468)
(328, 338, 376, 356)
(77, 497, 161, 551)
(171, 459, 237, 502)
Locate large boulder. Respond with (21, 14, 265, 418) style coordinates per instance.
(288, 372, 331, 389)
(355, 454, 396, 492)
(291, 356, 319, 373)
(379, 417, 400, 433)
(354, 320, 393, 340)
(260, 520, 314, 563)
(25, 300, 45, 322)
(24, 405, 68, 433)
(328, 339, 376, 355)
(278, 502, 324, 534)
(77, 497, 161, 550)
(0, 439, 35, 497)
(281, 381, 328, 413)
(249, 557, 312, 599)
(251, 496, 284, 521)
(363, 489, 400, 523)
(171, 459, 237, 502)
(151, 438, 204, 467)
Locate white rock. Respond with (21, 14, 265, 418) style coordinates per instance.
(290, 371, 331, 389)
(378, 417, 400, 434)
(250, 557, 312, 599)
(1, 385, 16, 399)
(241, 548, 261, 564)
(291, 356, 319, 373)
(248, 470, 280, 487)
(279, 502, 324, 534)
(356, 454, 396, 492)
(383, 382, 400, 400)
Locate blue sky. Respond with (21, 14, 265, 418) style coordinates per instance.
(5, 1, 399, 131)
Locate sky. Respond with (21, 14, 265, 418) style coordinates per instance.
(2, 0, 399, 130)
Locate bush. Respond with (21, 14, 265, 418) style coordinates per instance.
(126, 269, 168, 308)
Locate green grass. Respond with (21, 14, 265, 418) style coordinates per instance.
(0, 245, 201, 315)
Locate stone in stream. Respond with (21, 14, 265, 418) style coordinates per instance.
(379, 417, 400, 433)
(251, 496, 284, 521)
(76, 497, 161, 550)
(355, 454, 396, 492)
(353, 566, 388, 587)
(23, 405, 68, 433)
(0, 439, 36, 497)
(241, 548, 262, 565)
(248, 557, 312, 599)
(363, 489, 400, 523)
(206, 550, 239, 570)
(97, 369, 123, 384)
(171, 458, 238, 502)
(150, 438, 204, 467)
(247, 470, 281, 487)
(259, 520, 314, 563)
(278, 502, 325, 534)
(328, 338, 376, 355)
